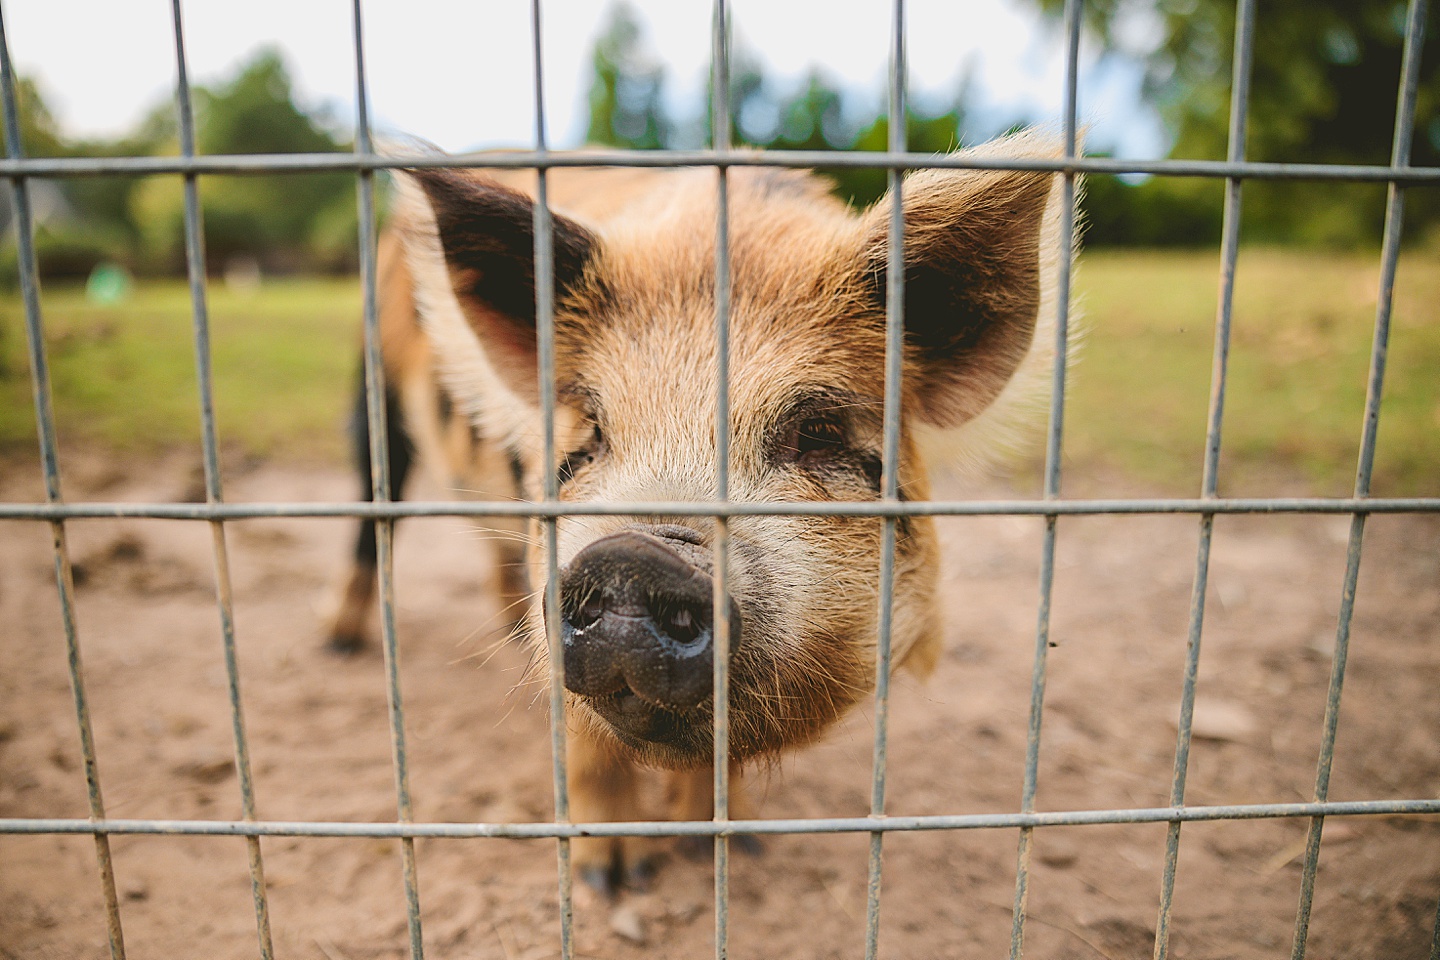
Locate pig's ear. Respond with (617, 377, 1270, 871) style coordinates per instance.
(401, 167, 598, 394)
(860, 146, 1060, 428)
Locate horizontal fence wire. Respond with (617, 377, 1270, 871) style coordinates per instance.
(1, 497, 1436, 521)
(7, 800, 1439, 839)
(1, 150, 1439, 182)
(3, 0, 1438, 956)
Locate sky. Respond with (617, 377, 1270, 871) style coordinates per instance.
(4, 0, 1167, 158)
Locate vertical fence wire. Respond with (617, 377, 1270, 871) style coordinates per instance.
(1150, 2, 1256, 957)
(1290, 0, 1429, 955)
(0, 7, 127, 958)
(862, 1, 906, 958)
(709, 1, 734, 957)
(350, 2, 425, 956)
(166, 2, 275, 956)
(1432, 895, 1440, 960)
(529, 4, 575, 957)
(3, 2, 1437, 956)
(1008, 0, 1081, 956)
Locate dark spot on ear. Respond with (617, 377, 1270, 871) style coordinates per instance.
(507, 447, 527, 498)
(862, 167, 1055, 427)
(407, 166, 598, 329)
(857, 452, 883, 493)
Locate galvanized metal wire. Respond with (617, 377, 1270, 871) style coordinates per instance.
(710, 2, 734, 957)
(2, 496, 1437, 522)
(863, 1, 908, 957)
(7, 798, 1437, 840)
(167, 1, 275, 956)
(2, 0, 1437, 956)
(1152, 1, 1256, 957)
(0, 6, 126, 958)
(1291, 1, 1432, 956)
(349, 2, 426, 956)
(3, 150, 1438, 182)
(529, 4, 575, 957)
(1008, 0, 1082, 954)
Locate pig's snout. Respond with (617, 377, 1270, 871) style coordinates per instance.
(558, 530, 736, 715)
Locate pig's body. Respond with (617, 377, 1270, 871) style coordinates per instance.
(327, 137, 1069, 891)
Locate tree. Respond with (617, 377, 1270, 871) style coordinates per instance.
(130, 49, 356, 273)
(586, 2, 670, 150)
(0, 76, 65, 158)
(584, 5, 970, 211)
(1035, 0, 1440, 246)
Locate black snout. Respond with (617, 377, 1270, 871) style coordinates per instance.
(558, 530, 736, 713)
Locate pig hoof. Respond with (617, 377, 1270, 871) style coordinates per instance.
(579, 862, 621, 899)
(675, 835, 710, 861)
(624, 854, 659, 891)
(675, 835, 760, 860)
(325, 631, 366, 655)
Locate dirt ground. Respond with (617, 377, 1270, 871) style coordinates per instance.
(1, 450, 1437, 960)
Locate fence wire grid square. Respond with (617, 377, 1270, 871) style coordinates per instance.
(2, 1, 1439, 959)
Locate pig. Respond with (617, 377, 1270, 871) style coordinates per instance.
(325, 131, 1069, 892)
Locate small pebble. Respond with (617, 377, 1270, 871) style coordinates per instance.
(1186, 700, 1256, 743)
(1037, 839, 1078, 868)
(609, 903, 647, 944)
(173, 751, 235, 784)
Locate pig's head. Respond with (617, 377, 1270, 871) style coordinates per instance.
(398, 135, 1065, 768)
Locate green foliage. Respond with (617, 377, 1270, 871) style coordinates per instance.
(127, 50, 355, 274)
(0, 76, 66, 157)
(584, 3, 967, 210)
(2, 49, 354, 281)
(586, 2, 669, 149)
(1081, 171, 1226, 247)
(0, 279, 360, 459)
(837, 107, 966, 208)
(1034, 0, 1440, 247)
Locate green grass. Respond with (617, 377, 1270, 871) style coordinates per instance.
(1, 251, 1436, 495)
(1064, 249, 1440, 497)
(0, 278, 361, 463)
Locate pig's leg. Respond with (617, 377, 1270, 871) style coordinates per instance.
(326, 363, 413, 653)
(667, 763, 762, 858)
(567, 729, 658, 895)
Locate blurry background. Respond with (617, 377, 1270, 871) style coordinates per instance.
(0, 0, 1436, 495)
(3, 7, 1438, 956)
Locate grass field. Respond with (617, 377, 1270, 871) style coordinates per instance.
(1, 249, 1436, 496)
(1065, 249, 1439, 497)
(0, 279, 362, 463)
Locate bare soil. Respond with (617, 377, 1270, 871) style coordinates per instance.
(2, 451, 1437, 960)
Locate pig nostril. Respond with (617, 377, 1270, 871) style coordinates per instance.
(568, 594, 605, 631)
(659, 602, 706, 646)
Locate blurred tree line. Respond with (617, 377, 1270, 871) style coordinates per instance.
(2, 0, 1435, 287)
(591, 0, 1438, 249)
(1, 50, 356, 284)
(1040, 0, 1439, 247)
(586, 3, 968, 209)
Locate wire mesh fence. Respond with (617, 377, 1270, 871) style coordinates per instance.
(1, 1, 1438, 959)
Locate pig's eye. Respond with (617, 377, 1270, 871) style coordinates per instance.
(795, 416, 846, 459)
(557, 422, 605, 487)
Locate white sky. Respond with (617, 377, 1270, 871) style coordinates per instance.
(4, 0, 1165, 157)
